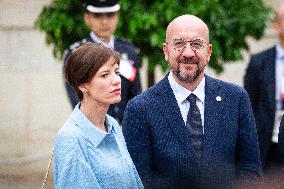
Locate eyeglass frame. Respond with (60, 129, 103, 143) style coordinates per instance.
(166, 38, 209, 52)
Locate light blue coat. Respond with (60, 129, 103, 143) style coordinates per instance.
(54, 103, 143, 189)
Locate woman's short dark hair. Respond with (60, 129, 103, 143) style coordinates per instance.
(64, 42, 120, 101)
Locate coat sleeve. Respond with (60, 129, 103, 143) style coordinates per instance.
(54, 132, 101, 189)
(122, 99, 153, 187)
(235, 89, 263, 186)
(55, 159, 101, 189)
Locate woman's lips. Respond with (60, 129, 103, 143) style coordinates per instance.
(111, 88, 121, 94)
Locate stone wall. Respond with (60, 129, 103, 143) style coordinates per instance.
(0, 0, 71, 177)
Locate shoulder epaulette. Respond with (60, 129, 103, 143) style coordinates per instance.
(69, 42, 81, 51)
(69, 38, 89, 51)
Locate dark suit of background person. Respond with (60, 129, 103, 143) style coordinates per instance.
(277, 116, 284, 188)
(279, 116, 284, 165)
(63, 0, 141, 124)
(244, 4, 284, 171)
(122, 15, 262, 189)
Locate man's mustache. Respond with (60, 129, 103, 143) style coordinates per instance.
(177, 57, 198, 64)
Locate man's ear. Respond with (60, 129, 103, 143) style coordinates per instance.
(206, 44, 213, 63)
(84, 13, 90, 27)
(273, 22, 281, 37)
(163, 43, 169, 61)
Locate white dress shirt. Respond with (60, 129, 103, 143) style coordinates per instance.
(90, 32, 115, 49)
(275, 43, 284, 109)
(273, 43, 284, 143)
(168, 71, 205, 132)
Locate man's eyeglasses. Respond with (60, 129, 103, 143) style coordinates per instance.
(168, 38, 208, 52)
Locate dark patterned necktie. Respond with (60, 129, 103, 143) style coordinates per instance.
(186, 94, 203, 160)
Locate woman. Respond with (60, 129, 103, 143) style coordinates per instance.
(54, 42, 143, 189)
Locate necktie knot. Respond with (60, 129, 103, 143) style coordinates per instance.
(187, 94, 197, 105)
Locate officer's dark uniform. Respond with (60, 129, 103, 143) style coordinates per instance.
(64, 35, 142, 124)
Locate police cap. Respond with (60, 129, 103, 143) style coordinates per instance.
(84, 0, 120, 13)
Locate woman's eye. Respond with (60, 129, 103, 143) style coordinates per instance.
(101, 73, 108, 78)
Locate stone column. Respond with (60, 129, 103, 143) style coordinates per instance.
(0, 0, 71, 176)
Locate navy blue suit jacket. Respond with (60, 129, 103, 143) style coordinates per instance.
(122, 74, 262, 189)
(244, 47, 276, 166)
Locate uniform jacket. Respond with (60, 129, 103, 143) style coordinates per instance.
(244, 47, 276, 166)
(64, 35, 142, 124)
(122, 74, 262, 189)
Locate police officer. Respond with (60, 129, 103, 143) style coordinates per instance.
(64, 0, 142, 124)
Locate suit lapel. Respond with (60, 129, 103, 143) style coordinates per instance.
(203, 76, 224, 158)
(154, 75, 197, 162)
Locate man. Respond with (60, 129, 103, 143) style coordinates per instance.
(244, 4, 284, 171)
(122, 15, 262, 189)
(64, 0, 141, 124)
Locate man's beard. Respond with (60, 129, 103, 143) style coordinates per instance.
(172, 57, 205, 83)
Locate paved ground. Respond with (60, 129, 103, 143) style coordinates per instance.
(0, 173, 54, 189)
(1, 169, 284, 189)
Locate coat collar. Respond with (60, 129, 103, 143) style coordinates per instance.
(69, 103, 119, 148)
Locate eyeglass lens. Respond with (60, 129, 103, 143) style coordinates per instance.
(173, 39, 205, 51)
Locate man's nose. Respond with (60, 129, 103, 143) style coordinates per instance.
(181, 43, 196, 57)
(101, 15, 109, 24)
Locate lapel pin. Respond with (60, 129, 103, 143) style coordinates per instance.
(216, 96, 222, 102)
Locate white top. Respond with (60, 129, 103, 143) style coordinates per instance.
(273, 43, 284, 143)
(275, 42, 284, 110)
(90, 32, 115, 49)
(168, 71, 205, 132)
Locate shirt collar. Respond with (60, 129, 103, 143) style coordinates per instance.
(276, 42, 284, 60)
(168, 70, 205, 104)
(70, 103, 119, 148)
(90, 32, 115, 49)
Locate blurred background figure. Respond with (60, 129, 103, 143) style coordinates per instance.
(54, 42, 143, 189)
(244, 3, 284, 173)
(63, 0, 142, 124)
(279, 108, 284, 164)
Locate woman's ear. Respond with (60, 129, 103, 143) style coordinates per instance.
(78, 83, 88, 94)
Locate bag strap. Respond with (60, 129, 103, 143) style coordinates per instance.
(41, 147, 54, 189)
